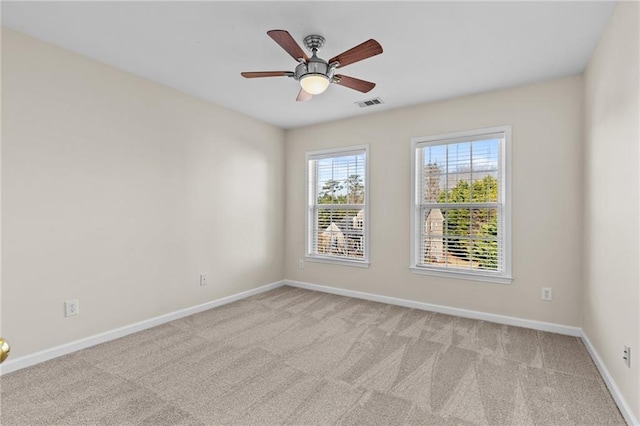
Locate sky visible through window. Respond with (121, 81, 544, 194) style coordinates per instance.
(316, 154, 365, 198)
(423, 139, 499, 174)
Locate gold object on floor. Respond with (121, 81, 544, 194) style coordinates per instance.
(0, 338, 10, 364)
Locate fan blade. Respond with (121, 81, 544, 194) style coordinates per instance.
(334, 74, 376, 93)
(296, 88, 312, 102)
(267, 30, 309, 62)
(329, 39, 383, 68)
(241, 71, 291, 78)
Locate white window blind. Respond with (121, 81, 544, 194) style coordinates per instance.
(306, 146, 369, 265)
(411, 127, 511, 283)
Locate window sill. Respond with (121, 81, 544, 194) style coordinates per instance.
(409, 266, 513, 284)
(305, 256, 370, 269)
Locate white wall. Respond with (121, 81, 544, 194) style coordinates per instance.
(1, 29, 285, 359)
(285, 76, 584, 327)
(583, 1, 640, 421)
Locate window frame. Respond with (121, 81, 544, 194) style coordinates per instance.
(410, 126, 512, 284)
(305, 145, 370, 268)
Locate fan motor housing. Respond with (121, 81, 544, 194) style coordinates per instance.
(294, 56, 334, 81)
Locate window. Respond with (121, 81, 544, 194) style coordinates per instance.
(306, 145, 369, 267)
(410, 126, 511, 283)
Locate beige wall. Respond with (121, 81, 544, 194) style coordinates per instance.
(285, 76, 584, 327)
(1, 29, 285, 358)
(3, 11, 638, 420)
(583, 1, 640, 420)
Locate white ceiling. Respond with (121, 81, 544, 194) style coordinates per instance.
(2, 1, 616, 129)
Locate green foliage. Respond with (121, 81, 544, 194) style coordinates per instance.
(473, 220, 498, 270)
(471, 175, 498, 202)
(318, 179, 345, 204)
(438, 175, 499, 270)
(436, 175, 498, 203)
(318, 175, 364, 205)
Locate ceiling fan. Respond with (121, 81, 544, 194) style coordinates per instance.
(241, 30, 383, 102)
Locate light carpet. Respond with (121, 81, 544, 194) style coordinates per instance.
(0, 286, 625, 425)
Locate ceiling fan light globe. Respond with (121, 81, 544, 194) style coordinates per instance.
(300, 74, 330, 95)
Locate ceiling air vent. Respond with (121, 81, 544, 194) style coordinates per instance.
(355, 97, 384, 108)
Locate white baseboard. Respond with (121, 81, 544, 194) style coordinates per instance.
(581, 332, 639, 426)
(0, 280, 285, 376)
(284, 279, 581, 336)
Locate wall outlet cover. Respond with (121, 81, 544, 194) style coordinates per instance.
(623, 345, 631, 368)
(200, 274, 208, 286)
(65, 299, 79, 317)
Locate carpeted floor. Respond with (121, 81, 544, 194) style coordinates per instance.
(0, 286, 625, 425)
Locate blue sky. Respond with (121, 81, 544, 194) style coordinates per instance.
(423, 139, 499, 173)
(313, 138, 498, 196)
(316, 154, 365, 194)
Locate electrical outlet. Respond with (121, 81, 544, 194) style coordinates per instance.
(200, 274, 208, 286)
(542, 287, 552, 301)
(65, 299, 79, 317)
(298, 259, 304, 269)
(623, 345, 631, 368)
